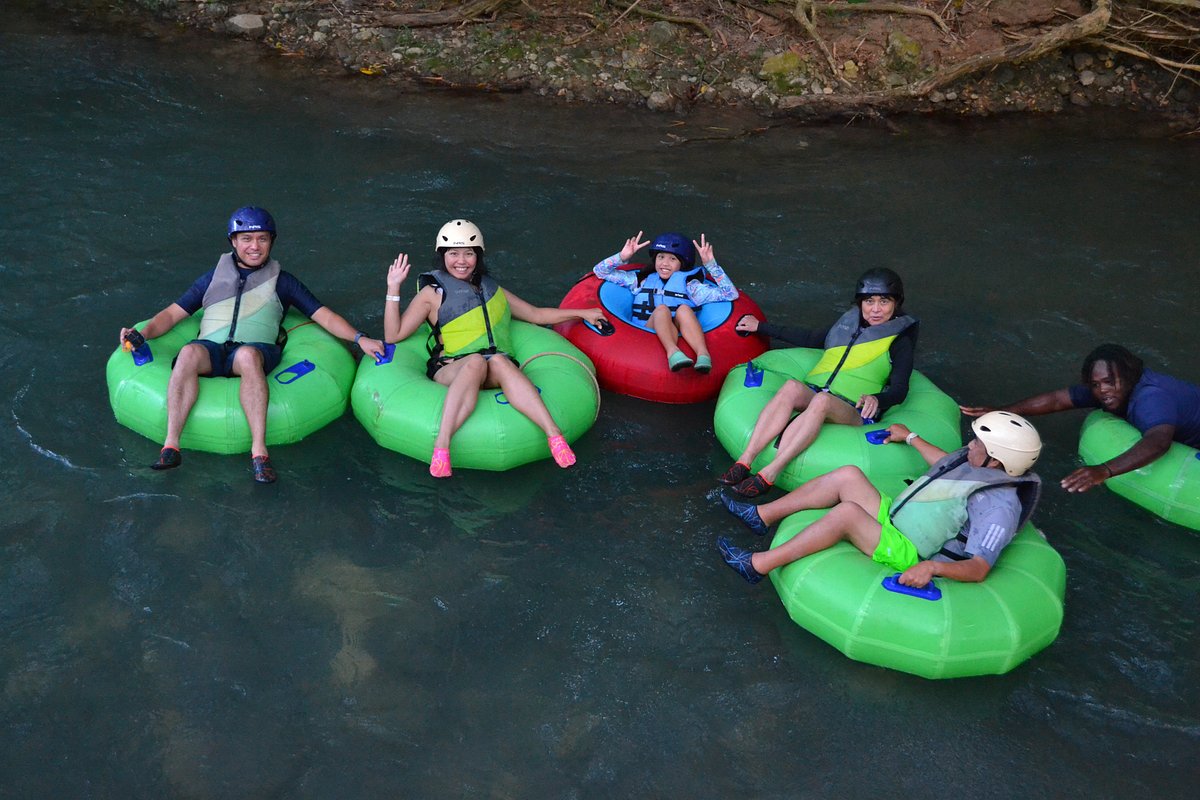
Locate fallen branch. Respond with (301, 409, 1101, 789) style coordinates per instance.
(373, 0, 513, 28)
(774, 0, 1114, 112)
(903, 0, 1112, 96)
(606, 0, 714, 38)
(1086, 36, 1200, 85)
(819, 2, 950, 33)
(731, 0, 949, 31)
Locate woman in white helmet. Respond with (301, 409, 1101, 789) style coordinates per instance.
(716, 411, 1043, 589)
(383, 220, 607, 478)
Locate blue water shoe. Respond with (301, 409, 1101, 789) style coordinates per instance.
(720, 490, 770, 536)
(718, 537, 763, 584)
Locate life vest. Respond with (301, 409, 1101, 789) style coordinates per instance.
(419, 269, 513, 359)
(889, 449, 1042, 559)
(198, 253, 284, 345)
(631, 267, 703, 321)
(804, 308, 917, 401)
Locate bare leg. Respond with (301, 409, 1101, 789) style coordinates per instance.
(231, 346, 270, 457)
(433, 354, 487, 450)
(754, 465, 882, 527)
(752, 500, 884, 574)
(163, 343, 212, 450)
(736, 379, 815, 467)
(756, 392, 864, 484)
(647, 304, 681, 357)
(673, 304, 709, 359)
(486, 356, 561, 437)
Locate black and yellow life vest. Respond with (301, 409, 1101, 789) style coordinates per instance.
(804, 308, 916, 400)
(419, 269, 513, 359)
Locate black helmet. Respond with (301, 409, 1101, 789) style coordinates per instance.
(855, 268, 904, 302)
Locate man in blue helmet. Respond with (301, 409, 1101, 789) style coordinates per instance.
(118, 207, 384, 483)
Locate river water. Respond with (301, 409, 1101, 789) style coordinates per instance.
(1, 7, 1197, 798)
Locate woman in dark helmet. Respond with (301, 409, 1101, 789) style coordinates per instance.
(720, 268, 919, 497)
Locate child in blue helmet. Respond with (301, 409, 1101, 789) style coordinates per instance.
(592, 231, 738, 372)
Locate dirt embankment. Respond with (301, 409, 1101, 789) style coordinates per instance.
(58, 1, 1200, 130)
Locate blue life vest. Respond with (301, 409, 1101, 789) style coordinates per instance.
(631, 267, 703, 321)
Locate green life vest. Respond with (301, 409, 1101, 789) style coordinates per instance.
(804, 308, 916, 401)
(419, 269, 513, 359)
(198, 253, 284, 345)
(890, 449, 1042, 559)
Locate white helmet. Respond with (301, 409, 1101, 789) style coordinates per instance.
(971, 411, 1042, 477)
(435, 219, 484, 251)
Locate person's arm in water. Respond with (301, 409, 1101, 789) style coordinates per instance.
(1062, 423, 1175, 493)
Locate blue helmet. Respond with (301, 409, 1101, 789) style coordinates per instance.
(648, 232, 695, 268)
(227, 206, 276, 239)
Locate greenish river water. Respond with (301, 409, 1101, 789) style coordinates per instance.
(1, 7, 1197, 798)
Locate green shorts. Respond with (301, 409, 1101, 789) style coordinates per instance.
(872, 495, 920, 572)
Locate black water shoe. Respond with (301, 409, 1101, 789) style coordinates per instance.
(151, 447, 181, 471)
(252, 455, 277, 484)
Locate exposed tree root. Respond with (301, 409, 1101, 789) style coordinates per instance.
(792, 0, 855, 89)
(731, 0, 949, 31)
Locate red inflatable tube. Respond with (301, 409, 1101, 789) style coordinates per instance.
(555, 267, 769, 404)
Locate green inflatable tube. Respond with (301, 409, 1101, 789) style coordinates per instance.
(769, 496, 1066, 679)
(351, 321, 599, 471)
(1078, 410, 1200, 531)
(714, 348, 962, 491)
(106, 311, 356, 454)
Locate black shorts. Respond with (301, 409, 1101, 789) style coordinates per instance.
(184, 339, 283, 378)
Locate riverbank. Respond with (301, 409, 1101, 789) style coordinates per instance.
(35, 0, 1200, 130)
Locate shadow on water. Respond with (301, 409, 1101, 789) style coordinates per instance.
(1, 6, 1198, 798)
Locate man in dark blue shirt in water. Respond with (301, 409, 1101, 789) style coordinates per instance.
(960, 343, 1200, 493)
(119, 207, 384, 484)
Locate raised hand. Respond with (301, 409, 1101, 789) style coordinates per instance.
(387, 253, 410, 292)
(619, 231, 650, 263)
(693, 233, 715, 265)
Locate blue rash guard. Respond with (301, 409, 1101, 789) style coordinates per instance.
(1069, 368, 1200, 447)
